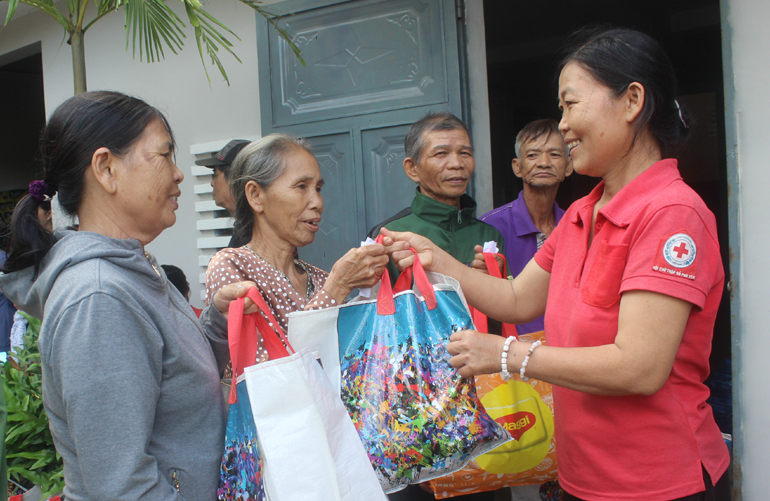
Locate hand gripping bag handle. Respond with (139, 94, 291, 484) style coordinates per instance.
(471, 253, 518, 338)
(375, 235, 437, 315)
(227, 286, 295, 403)
(374, 235, 396, 316)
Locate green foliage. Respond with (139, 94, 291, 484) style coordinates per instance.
(2, 315, 64, 498)
(1, 0, 304, 89)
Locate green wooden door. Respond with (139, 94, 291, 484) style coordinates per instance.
(257, 0, 465, 272)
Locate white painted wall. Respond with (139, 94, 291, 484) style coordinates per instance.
(723, 0, 770, 498)
(0, 1, 265, 306)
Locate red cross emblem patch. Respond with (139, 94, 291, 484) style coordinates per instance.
(653, 232, 697, 280)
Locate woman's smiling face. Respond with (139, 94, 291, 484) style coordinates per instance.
(112, 119, 183, 243)
(558, 61, 634, 178)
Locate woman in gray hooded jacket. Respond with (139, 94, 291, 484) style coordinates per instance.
(0, 91, 253, 500)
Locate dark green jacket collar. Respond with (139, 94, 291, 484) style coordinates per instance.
(410, 188, 478, 229)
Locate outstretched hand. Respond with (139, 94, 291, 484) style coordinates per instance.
(470, 244, 505, 276)
(379, 227, 441, 271)
(325, 244, 390, 303)
(447, 329, 507, 378)
(212, 281, 258, 318)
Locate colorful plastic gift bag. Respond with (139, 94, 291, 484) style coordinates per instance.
(428, 330, 558, 498)
(287, 248, 510, 493)
(219, 287, 386, 501)
(218, 288, 280, 501)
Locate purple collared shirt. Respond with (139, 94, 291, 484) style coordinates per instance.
(480, 191, 565, 334)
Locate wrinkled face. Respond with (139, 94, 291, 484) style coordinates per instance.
(558, 61, 631, 177)
(514, 132, 572, 189)
(254, 148, 324, 248)
(114, 119, 183, 242)
(405, 128, 475, 207)
(211, 165, 235, 214)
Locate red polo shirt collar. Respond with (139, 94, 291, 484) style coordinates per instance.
(570, 158, 682, 227)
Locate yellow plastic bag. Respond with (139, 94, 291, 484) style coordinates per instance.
(429, 331, 558, 498)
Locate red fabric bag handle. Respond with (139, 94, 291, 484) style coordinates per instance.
(227, 286, 294, 403)
(374, 235, 396, 315)
(470, 253, 518, 338)
(374, 235, 437, 315)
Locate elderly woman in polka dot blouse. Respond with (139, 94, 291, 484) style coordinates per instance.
(206, 133, 389, 362)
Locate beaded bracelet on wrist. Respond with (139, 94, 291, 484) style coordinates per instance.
(500, 336, 517, 381)
(520, 340, 542, 382)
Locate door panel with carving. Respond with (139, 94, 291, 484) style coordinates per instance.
(267, 0, 450, 126)
(361, 124, 414, 228)
(257, 0, 463, 271)
(302, 133, 359, 273)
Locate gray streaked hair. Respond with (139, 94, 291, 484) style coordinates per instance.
(404, 111, 470, 165)
(230, 133, 313, 242)
(514, 119, 566, 159)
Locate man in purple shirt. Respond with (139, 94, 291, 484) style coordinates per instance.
(479, 119, 572, 334)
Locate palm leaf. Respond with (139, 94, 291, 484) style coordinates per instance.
(118, 0, 186, 62)
(4, 0, 20, 26)
(182, 0, 225, 85)
(117, 0, 232, 82)
(96, 0, 118, 16)
(8, 0, 304, 85)
(3, 0, 74, 31)
(146, 0, 184, 56)
(181, 0, 304, 85)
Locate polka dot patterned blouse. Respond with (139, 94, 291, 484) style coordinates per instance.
(206, 246, 337, 363)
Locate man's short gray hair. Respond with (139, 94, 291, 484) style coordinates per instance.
(404, 112, 470, 164)
(514, 119, 566, 159)
(229, 133, 313, 242)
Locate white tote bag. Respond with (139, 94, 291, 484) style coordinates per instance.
(227, 287, 386, 501)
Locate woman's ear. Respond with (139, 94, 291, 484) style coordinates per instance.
(37, 206, 52, 229)
(89, 147, 120, 194)
(245, 180, 265, 214)
(565, 156, 575, 178)
(625, 82, 646, 123)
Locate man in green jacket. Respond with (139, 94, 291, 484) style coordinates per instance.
(369, 111, 504, 285)
(369, 113, 501, 501)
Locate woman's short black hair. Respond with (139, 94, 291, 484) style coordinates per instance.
(559, 27, 691, 157)
(3, 91, 173, 274)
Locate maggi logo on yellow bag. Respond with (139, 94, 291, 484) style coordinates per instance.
(498, 411, 534, 435)
(485, 392, 548, 451)
(475, 381, 553, 474)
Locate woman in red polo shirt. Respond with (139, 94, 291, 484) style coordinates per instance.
(383, 27, 729, 501)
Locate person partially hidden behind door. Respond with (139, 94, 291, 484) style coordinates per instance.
(368, 111, 504, 287)
(478, 118, 572, 336)
(368, 112, 503, 501)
